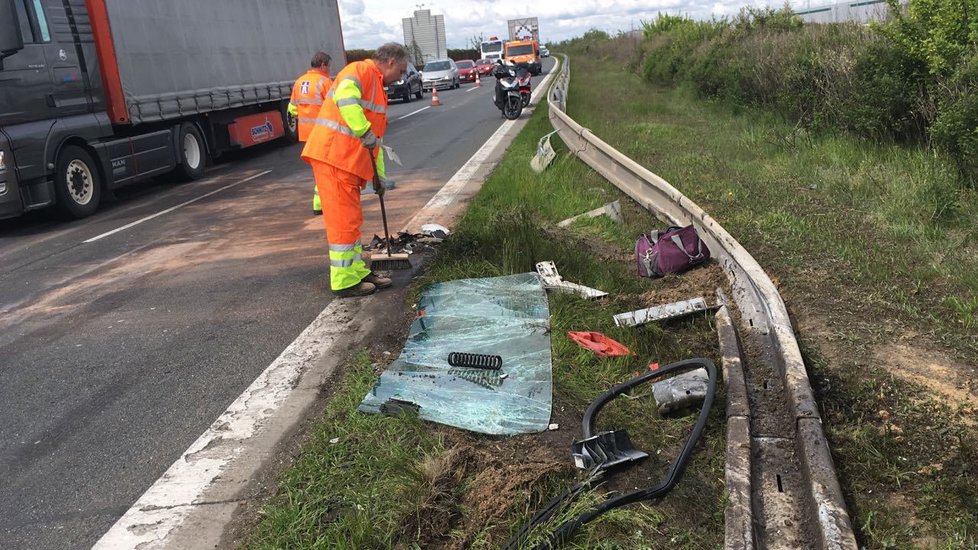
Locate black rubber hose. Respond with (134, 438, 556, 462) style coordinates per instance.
(504, 358, 718, 550)
(542, 358, 718, 548)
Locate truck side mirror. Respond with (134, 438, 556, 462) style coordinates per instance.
(0, 0, 27, 64)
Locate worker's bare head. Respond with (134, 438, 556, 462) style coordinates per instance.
(310, 51, 331, 71)
(374, 43, 409, 85)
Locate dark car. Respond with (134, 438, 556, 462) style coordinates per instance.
(384, 63, 424, 102)
(456, 59, 477, 82)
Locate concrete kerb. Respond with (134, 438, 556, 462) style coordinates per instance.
(717, 305, 754, 550)
(94, 59, 562, 550)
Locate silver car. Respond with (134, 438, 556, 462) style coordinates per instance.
(421, 59, 460, 91)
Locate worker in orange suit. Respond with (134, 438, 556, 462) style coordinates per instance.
(289, 51, 332, 215)
(301, 43, 408, 297)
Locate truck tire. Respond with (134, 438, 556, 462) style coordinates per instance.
(54, 145, 101, 219)
(176, 123, 207, 180)
(282, 103, 299, 143)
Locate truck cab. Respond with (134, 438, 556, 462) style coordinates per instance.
(1, 0, 112, 219)
(503, 39, 541, 76)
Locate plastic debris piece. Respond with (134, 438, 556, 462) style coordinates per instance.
(548, 423, 559, 431)
(651, 368, 710, 414)
(557, 200, 624, 228)
(567, 332, 633, 357)
(530, 130, 559, 173)
(329, 437, 340, 444)
(536, 261, 608, 300)
(421, 223, 450, 239)
(571, 430, 648, 470)
(613, 297, 710, 328)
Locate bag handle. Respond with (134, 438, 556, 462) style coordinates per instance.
(670, 234, 707, 261)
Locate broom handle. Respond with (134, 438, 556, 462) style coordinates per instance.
(369, 147, 393, 259)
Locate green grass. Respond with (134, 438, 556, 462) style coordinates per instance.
(561, 39, 978, 549)
(244, 74, 728, 549)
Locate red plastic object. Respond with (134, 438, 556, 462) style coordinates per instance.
(567, 332, 633, 358)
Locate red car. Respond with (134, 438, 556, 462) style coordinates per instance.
(476, 58, 495, 76)
(456, 59, 477, 82)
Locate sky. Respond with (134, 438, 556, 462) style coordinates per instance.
(337, 0, 825, 49)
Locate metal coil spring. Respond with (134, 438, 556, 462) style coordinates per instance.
(448, 352, 503, 370)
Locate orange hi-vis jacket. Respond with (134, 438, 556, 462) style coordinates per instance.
(301, 60, 388, 182)
(290, 69, 332, 142)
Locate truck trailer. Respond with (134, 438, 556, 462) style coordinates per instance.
(0, 0, 345, 219)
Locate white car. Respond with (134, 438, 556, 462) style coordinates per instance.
(540, 47, 550, 58)
(421, 59, 460, 91)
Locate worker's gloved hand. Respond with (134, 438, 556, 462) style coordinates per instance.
(360, 130, 378, 150)
(372, 173, 385, 196)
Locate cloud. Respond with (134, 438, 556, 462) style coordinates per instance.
(341, 0, 778, 49)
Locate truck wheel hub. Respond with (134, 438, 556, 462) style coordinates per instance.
(67, 160, 94, 205)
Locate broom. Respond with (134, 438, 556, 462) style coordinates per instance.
(368, 147, 411, 271)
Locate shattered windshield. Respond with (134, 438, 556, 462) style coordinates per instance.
(360, 273, 553, 435)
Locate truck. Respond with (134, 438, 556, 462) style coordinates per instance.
(504, 39, 541, 75)
(507, 17, 539, 42)
(0, 0, 346, 219)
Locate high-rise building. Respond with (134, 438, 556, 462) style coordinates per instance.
(402, 9, 447, 65)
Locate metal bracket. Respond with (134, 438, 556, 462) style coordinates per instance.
(613, 297, 710, 327)
(536, 261, 608, 300)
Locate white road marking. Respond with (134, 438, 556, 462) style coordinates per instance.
(93, 296, 362, 549)
(465, 86, 480, 93)
(396, 106, 430, 121)
(83, 170, 272, 243)
(402, 60, 561, 231)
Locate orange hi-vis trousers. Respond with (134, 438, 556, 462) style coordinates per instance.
(310, 160, 371, 291)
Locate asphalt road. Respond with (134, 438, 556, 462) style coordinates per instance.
(0, 58, 555, 550)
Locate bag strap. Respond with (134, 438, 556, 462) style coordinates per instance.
(670, 234, 707, 261)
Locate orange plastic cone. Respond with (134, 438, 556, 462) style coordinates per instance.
(431, 86, 442, 106)
(475, 72, 481, 87)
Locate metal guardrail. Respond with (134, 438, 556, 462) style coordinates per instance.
(547, 54, 857, 550)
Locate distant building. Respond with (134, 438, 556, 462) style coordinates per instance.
(402, 9, 447, 65)
(794, 0, 907, 24)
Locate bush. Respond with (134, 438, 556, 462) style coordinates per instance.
(635, 2, 978, 186)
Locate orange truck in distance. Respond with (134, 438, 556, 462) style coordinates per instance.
(504, 39, 541, 75)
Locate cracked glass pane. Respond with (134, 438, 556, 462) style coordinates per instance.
(359, 273, 553, 434)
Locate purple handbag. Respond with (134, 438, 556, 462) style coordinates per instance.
(635, 224, 711, 277)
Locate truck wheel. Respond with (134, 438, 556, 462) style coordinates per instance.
(54, 145, 101, 219)
(282, 103, 299, 143)
(176, 123, 207, 180)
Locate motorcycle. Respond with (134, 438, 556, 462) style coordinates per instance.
(492, 63, 523, 120)
(516, 66, 531, 108)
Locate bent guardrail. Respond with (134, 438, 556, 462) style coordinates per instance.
(547, 54, 856, 550)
